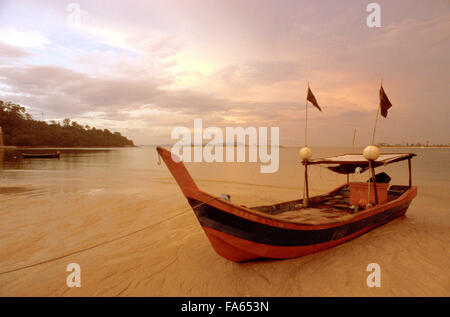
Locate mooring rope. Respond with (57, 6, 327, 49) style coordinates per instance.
(157, 152, 162, 165)
(0, 198, 218, 275)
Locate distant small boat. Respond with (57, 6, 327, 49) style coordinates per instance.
(157, 146, 417, 262)
(22, 152, 61, 159)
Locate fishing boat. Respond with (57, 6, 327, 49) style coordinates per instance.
(22, 152, 60, 159)
(156, 146, 417, 262)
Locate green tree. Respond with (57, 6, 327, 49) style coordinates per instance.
(0, 100, 135, 147)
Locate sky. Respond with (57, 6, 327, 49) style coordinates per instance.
(0, 0, 449, 146)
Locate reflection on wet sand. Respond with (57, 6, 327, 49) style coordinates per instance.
(0, 186, 35, 195)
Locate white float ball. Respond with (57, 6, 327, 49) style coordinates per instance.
(363, 145, 380, 161)
(298, 147, 313, 161)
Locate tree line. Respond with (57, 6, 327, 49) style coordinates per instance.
(0, 100, 135, 147)
(376, 142, 449, 148)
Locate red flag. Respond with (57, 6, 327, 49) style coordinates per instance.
(307, 87, 321, 112)
(379, 85, 392, 118)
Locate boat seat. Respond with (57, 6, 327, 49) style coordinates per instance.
(387, 185, 410, 201)
(388, 185, 410, 193)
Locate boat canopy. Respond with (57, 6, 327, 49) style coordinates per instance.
(307, 153, 416, 174)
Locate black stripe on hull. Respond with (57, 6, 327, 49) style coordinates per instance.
(188, 198, 411, 247)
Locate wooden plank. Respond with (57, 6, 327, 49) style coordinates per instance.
(308, 153, 416, 165)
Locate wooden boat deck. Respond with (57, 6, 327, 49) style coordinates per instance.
(271, 207, 354, 224)
(249, 185, 410, 225)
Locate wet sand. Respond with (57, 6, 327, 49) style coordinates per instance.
(0, 147, 448, 296)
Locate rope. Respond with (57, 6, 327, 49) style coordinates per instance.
(157, 152, 162, 165)
(0, 197, 218, 275)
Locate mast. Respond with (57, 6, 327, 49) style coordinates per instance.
(408, 157, 412, 187)
(370, 161, 379, 205)
(371, 106, 380, 145)
(305, 83, 309, 147)
(303, 83, 310, 207)
(371, 80, 384, 145)
(348, 128, 357, 185)
(300, 83, 321, 207)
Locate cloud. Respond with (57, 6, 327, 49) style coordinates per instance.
(0, 41, 32, 59)
(0, 62, 301, 135)
(0, 28, 50, 49)
(0, 1, 448, 145)
(212, 61, 303, 87)
(0, 64, 227, 117)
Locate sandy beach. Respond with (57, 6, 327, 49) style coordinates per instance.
(0, 147, 448, 296)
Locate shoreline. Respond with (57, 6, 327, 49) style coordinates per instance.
(1, 145, 137, 149)
(378, 146, 450, 149)
(4, 145, 449, 150)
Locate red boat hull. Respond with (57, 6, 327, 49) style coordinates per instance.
(201, 208, 409, 262)
(156, 146, 417, 262)
(187, 189, 415, 262)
